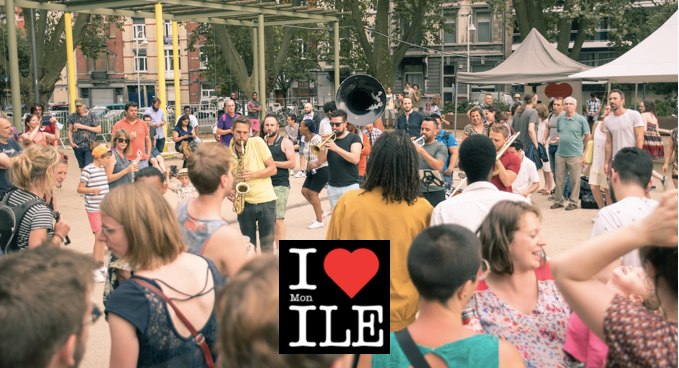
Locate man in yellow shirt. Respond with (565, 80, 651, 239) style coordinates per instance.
(327, 131, 433, 331)
(229, 117, 277, 253)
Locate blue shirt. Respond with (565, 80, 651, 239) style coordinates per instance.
(436, 130, 458, 171)
(556, 113, 590, 157)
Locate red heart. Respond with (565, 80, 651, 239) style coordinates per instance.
(324, 248, 379, 299)
(544, 83, 573, 98)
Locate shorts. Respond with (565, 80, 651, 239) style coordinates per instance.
(151, 147, 161, 158)
(302, 166, 329, 193)
(542, 159, 551, 173)
(384, 109, 396, 120)
(327, 182, 360, 209)
(87, 211, 102, 234)
(273, 185, 290, 219)
(588, 168, 609, 190)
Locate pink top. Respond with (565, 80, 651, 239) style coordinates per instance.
(469, 264, 572, 367)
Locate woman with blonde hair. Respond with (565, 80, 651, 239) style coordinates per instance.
(4, 145, 70, 251)
(102, 183, 222, 367)
(469, 201, 571, 367)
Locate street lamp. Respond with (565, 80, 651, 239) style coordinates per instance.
(135, 31, 148, 106)
(466, 14, 476, 101)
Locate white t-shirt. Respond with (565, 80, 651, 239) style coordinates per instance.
(592, 196, 658, 266)
(512, 156, 539, 198)
(602, 109, 644, 158)
(319, 117, 332, 136)
(431, 181, 530, 232)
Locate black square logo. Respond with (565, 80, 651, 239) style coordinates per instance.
(279, 240, 390, 354)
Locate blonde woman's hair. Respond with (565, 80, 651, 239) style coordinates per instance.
(9, 145, 59, 193)
(99, 183, 185, 270)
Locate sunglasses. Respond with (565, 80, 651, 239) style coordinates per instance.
(116, 138, 130, 143)
(331, 122, 344, 127)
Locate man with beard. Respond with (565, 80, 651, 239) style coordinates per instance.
(144, 97, 168, 153)
(229, 117, 277, 253)
(415, 117, 447, 207)
(0, 246, 98, 368)
(216, 99, 239, 148)
(0, 115, 22, 196)
(603, 90, 645, 175)
(324, 109, 362, 211)
(263, 114, 296, 249)
(247, 91, 263, 137)
(396, 97, 425, 138)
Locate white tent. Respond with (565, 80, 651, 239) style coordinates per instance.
(569, 12, 678, 83)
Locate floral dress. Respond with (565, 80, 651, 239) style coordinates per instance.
(467, 270, 572, 368)
(463, 123, 489, 137)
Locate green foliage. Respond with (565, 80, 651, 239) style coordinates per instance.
(655, 97, 678, 117)
(606, 1, 678, 53)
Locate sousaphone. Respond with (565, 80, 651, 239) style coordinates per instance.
(335, 74, 386, 127)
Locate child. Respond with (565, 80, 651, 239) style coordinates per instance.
(143, 114, 167, 172)
(168, 168, 198, 202)
(564, 265, 655, 367)
(77, 144, 110, 282)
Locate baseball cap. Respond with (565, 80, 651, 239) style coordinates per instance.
(513, 93, 521, 98)
(177, 168, 189, 177)
(92, 144, 110, 159)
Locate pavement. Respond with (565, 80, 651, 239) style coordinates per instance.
(46, 135, 671, 368)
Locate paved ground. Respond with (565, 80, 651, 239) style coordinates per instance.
(47, 136, 670, 367)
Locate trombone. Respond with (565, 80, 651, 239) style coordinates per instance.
(310, 132, 336, 156)
(446, 132, 521, 198)
(412, 135, 426, 146)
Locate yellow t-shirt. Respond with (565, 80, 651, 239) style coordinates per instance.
(326, 188, 433, 331)
(230, 137, 277, 204)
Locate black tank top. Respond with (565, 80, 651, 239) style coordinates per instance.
(268, 135, 290, 187)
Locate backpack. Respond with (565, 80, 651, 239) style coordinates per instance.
(0, 189, 44, 254)
(579, 176, 599, 210)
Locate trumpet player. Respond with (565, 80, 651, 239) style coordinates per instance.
(228, 117, 277, 253)
(415, 117, 448, 207)
(489, 124, 521, 192)
(325, 109, 362, 211)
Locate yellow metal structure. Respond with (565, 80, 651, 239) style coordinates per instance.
(172, 21, 180, 123)
(155, 3, 167, 150)
(64, 12, 77, 112)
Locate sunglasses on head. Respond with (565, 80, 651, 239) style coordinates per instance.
(116, 138, 130, 143)
(331, 122, 344, 127)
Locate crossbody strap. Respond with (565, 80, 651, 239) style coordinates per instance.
(395, 329, 431, 368)
(132, 278, 215, 368)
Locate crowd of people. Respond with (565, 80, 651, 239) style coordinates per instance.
(0, 86, 676, 368)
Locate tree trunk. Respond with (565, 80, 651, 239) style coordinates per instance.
(556, 0, 573, 54)
(212, 25, 256, 95)
(513, 0, 531, 38)
(568, 18, 590, 60)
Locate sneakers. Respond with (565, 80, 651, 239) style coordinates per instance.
(550, 203, 564, 209)
(294, 171, 306, 178)
(308, 220, 324, 229)
(93, 267, 107, 283)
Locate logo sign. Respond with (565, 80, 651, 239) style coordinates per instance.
(279, 240, 390, 354)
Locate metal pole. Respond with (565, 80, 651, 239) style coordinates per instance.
(6, 0, 22, 129)
(333, 21, 340, 98)
(252, 28, 259, 102)
(258, 14, 266, 111)
(440, 4, 445, 107)
(136, 34, 142, 105)
(454, 82, 458, 131)
(466, 14, 471, 101)
(29, 9, 39, 103)
(64, 12, 77, 113)
(155, 2, 167, 140)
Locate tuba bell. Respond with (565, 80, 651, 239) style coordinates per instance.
(335, 74, 386, 127)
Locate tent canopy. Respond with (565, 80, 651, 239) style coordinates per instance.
(569, 12, 678, 83)
(457, 28, 591, 84)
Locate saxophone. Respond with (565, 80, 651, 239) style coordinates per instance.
(233, 141, 249, 215)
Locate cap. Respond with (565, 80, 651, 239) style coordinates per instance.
(513, 93, 521, 98)
(177, 168, 189, 177)
(92, 144, 110, 159)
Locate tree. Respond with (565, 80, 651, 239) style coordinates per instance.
(0, 8, 118, 108)
(491, 0, 677, 60)
(326, 0, 444, 89)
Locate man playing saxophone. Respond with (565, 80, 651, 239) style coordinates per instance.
(228, 116, 277, 253)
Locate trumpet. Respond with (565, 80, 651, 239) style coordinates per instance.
(412, 135, 426, 146)
(447, 132, 520, 198)
(310, 132, 336, 156)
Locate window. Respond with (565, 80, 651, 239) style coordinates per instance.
(199, 49, 208, 70)
(443, 10, 456, 44)
(132, 18, 146, 40)
(201, 84, 215, 99)
(164, 21, 173, 44)
(443, 64, 456, 102)
(134, 49, 147, 72)
(164, 50, 181, 72)
(475, 10, 491, 43)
